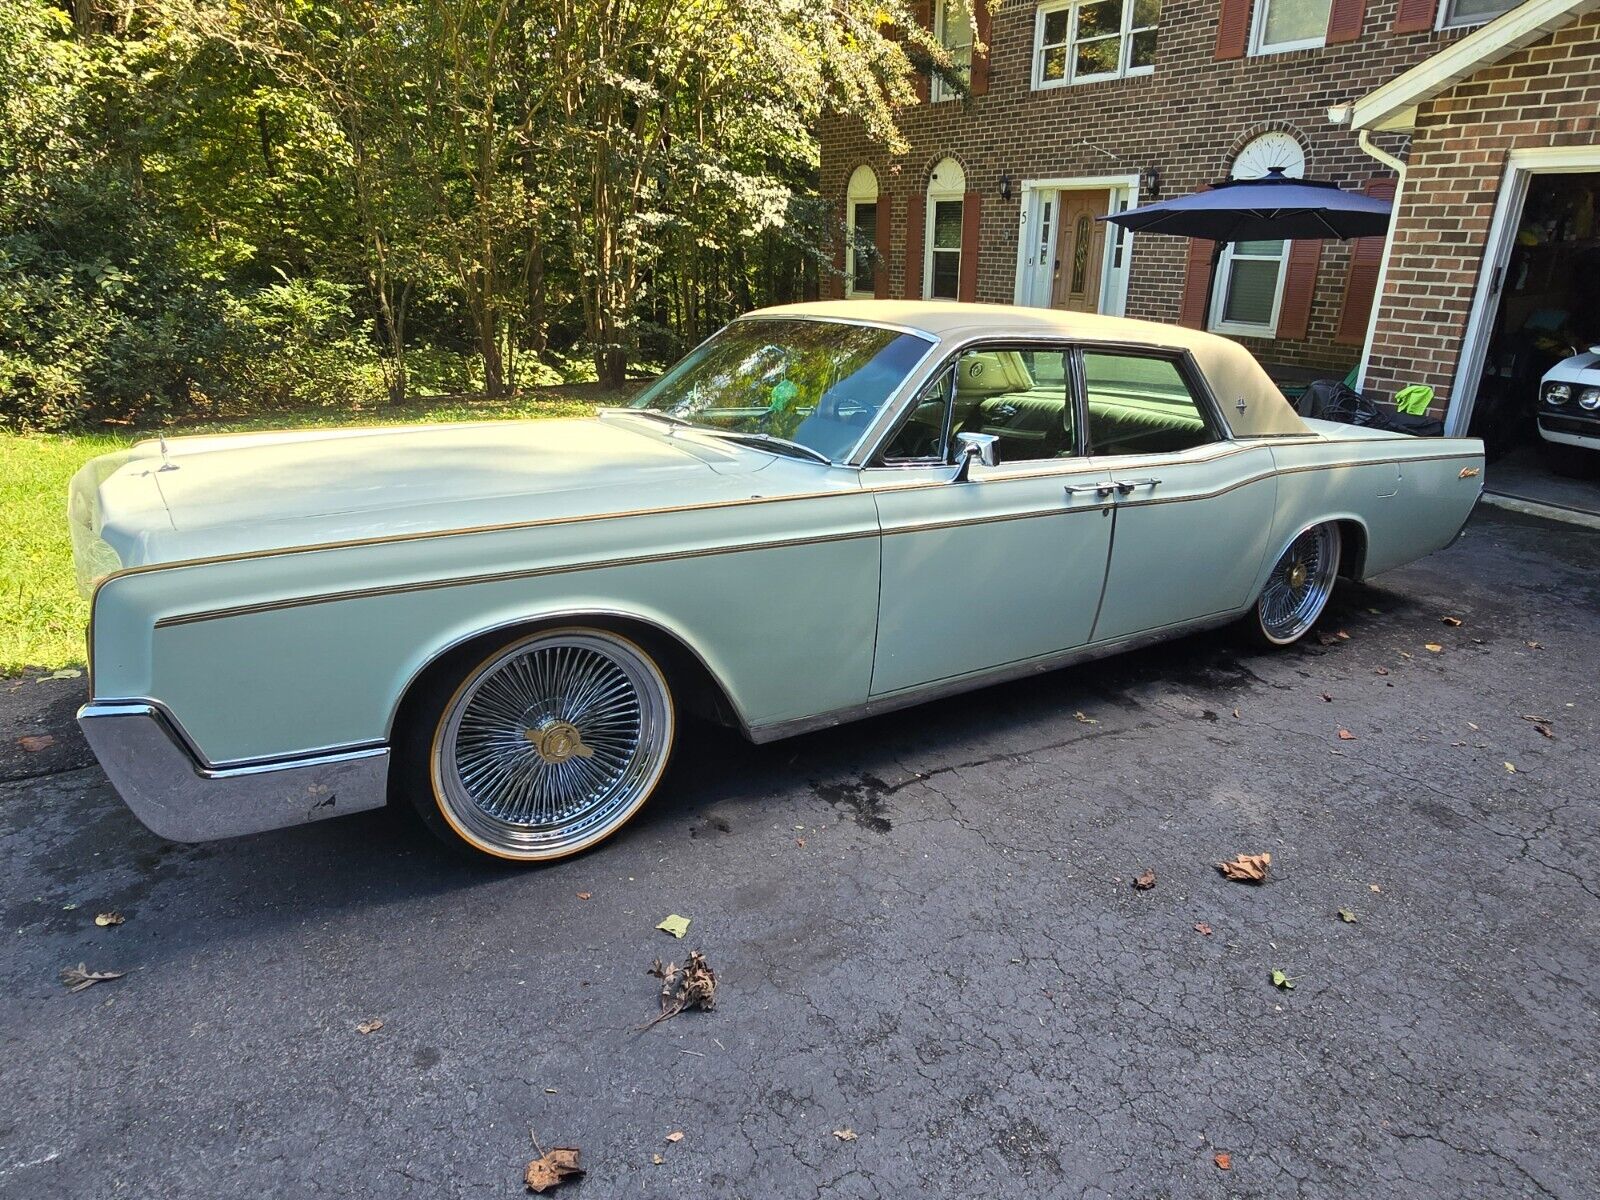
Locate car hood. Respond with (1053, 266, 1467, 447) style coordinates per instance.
(1542, 350, 1600, 384)
(75, 416, 830, 578)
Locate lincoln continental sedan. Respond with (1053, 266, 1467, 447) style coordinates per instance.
(72, 301, 1484, 862)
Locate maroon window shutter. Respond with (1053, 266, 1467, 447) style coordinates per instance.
(831, 201, 848, 300)
(970, 2, 992, 96)
(1326, 0, 1366, 43)
(1276, 239, 1323, 340)
(1335, 176, 1397, 345)
(1178, 238, 1216, 328)
(874, 192, 894, 298)
(1393, 0, 1436, 33)
(913, 1, 932, 103)
(1215, 0, 1250, 60)
(904, 195, 926, 300)
(958, 191, 982, 302)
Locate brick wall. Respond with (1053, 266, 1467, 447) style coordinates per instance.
(820, 0, 1466, 373)
(1364, 8, 1600, 415)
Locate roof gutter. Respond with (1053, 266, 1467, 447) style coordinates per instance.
(1344, 120, 1408, 396)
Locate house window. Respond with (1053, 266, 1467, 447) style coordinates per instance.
(932, 0, 974, 102)
(1034, 0, 1159, 89)
(925, 158, 966, 300)
(1438, 0, 1514, 27)
(1210, 132, 1304, 337)
(1250, 0, 1332, 55)
(845, 165, 879, 300)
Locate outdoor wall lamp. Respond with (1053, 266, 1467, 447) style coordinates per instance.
(1139, 165, 1161, 199)
(999, 171, 1013, 201)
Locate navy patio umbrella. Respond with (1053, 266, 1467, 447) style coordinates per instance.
(1102, 167, 1393, 331)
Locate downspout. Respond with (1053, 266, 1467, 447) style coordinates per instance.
(1352, 127, 1407, 395)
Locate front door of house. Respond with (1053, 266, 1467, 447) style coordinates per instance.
(1052, 190, 1110, 312)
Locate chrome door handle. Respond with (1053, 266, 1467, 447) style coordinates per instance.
(1065, 482, 1117, 498)
(1113, 477, 1162, 494)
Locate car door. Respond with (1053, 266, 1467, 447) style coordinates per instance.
(863, 343, 1116, 697)
(1077, 346, 1278, 643)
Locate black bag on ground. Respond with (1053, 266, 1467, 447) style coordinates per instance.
(1296, 379, 1381, 426)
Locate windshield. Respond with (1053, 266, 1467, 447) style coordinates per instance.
(629, 318, 931, 462)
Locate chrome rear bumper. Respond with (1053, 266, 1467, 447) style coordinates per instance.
(77, 702, 389, 842)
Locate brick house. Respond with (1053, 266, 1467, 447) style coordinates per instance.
(817, 0, 1545, 393)
(1352, 0, 1600, 437)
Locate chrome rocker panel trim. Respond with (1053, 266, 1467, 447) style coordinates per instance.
(77, 702, 390, 842)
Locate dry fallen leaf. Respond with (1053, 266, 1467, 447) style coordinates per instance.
(1231, 708, 1240, 719)
(94, 911, 124, 927)
(1073, 711, 1097, 724)
(796, 838, 806, 848)
(1424, 643, 1443, 654)
(664, 1131, 684, 1144)
(1270, 968, 1295, 991)
(643, 950, 717, 1029)
(1320, 692, 1334, 702)
(1442, 616, 1463, 626)
(1369, 884, 1382, 893)
(1193, 922, 1213, 936)
(1504, 762, 1517, 774)
(1337, 630, 1350, 641)
(60, 963, 124, 993)
(18, 734, 55, 753)
(524, 1146, 584, 1193)
(1337, 728, 1356, 741)
(1133, 869, 1156, 891)
(651, 1153, 664, 1166)
(1534, 724, 1553, 740)
(1337, 908, 1358, 924)
(1217, 853, 1271, 884)
(576, 892, 592, 901)
(1374, 666, 1390, 676)
(1526, 640, 1542, 650)
(832, 1128, 858, 1142)
(356, 1018, 384, 1035)
(1214, 1152, 1232, 1170)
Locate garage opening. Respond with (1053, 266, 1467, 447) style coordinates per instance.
(1468, 169, 1600, 517)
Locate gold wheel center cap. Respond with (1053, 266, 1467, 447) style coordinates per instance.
(1288, 562, 1308, 590)
(525, 721, 594, 764)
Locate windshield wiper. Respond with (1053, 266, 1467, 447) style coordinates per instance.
(687, 428, 834, 465)
(596, 407, 695, 428)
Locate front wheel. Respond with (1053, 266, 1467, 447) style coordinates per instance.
(1248, 523, 1342, 647)
(406, 627, 675, 862)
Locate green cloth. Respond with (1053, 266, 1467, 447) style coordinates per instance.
(1393, 384, 1434, 416)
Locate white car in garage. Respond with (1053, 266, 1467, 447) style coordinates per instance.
(1539, 348, 1600, 475)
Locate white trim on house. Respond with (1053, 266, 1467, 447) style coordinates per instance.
(924, 158, 967, 301)
(1352, 0, 1600, 133)
(1209, 240, 1290, 337)
(1030, 0, 1157, 91)
(1444, 145, 1600, 436)
(1436, 0, 1517, 31)
(1249, 0, 1331, 57)
(1011, 173, 1141, 315)
(844, 165, 880, 301)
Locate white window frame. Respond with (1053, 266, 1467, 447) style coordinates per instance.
(931, 0, 974, 103)
(1436, 0, 1515, 29)
(1208, 240, 1290, 337)
(924, 158, 967, 301)
(844, 166, 880, 301)
(1032, 0, 1158, 90)
(1249, 0, 1331, 56)
(1208, 133, 1304, 337)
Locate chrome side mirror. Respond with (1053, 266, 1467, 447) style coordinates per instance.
(949, 432, 999, 482)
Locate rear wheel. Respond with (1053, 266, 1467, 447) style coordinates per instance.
(1248, 523, 1341, 647)
(405, 627, 675, 862)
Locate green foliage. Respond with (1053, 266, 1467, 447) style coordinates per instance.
(0, 0, 937, 431)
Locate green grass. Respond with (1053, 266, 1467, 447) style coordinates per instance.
(0, 388, 628, 677)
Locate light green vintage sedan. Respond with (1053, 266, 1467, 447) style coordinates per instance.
(72, 301, 1484, 862)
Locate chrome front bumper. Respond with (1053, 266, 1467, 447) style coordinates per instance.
(77, 703, 389, 842)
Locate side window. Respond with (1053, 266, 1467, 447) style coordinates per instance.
(950, 346, 1075, 462)
(881, 368, 953, 462)
(1082, 351, 1215, 456)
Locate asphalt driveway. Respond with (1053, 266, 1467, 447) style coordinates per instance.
(2, 507, 1597, 1199)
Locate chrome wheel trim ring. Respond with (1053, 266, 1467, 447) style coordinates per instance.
(1257, 523, 1341, 645)
(433, 630, 673, 859)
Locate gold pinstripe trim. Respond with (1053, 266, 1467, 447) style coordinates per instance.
(129, 448, 1482, 630)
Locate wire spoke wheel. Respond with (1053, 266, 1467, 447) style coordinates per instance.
(1255, 523, 1341, 646)
(431, 630, 673, 860)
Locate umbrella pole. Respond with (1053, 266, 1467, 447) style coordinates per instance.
(1201, 239, 1228, 332)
